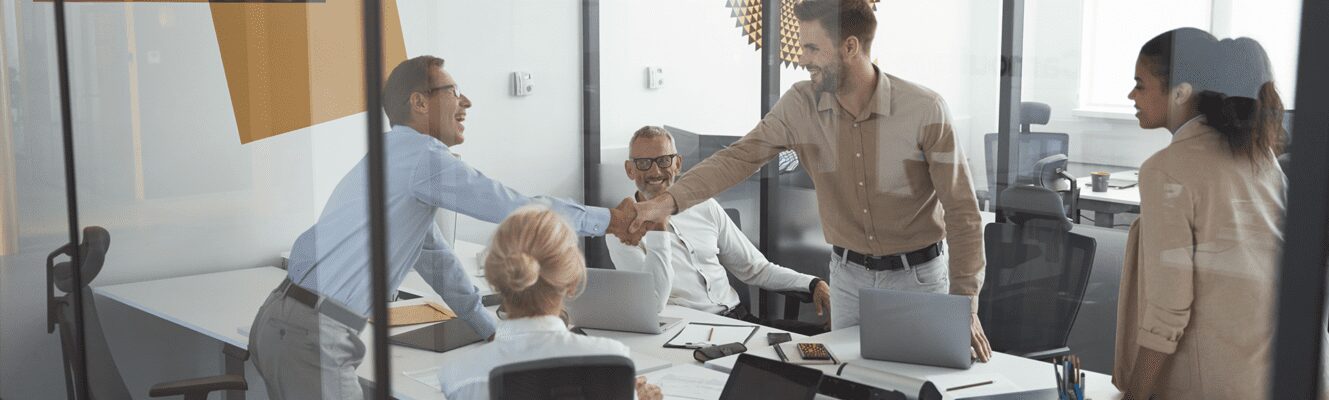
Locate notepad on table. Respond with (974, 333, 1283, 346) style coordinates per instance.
(384, 302, 456, 327)
(663, 322, 758, 349)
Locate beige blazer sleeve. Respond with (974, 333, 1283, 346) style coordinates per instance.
(1135, 166, 1197, 354)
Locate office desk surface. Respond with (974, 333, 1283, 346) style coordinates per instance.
(93, 255, 800, 399)
(1076, 177, 1141, 206)
(582, 305, 807, 368)
(705, 326, 1121, 399)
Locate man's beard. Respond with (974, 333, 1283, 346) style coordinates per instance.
(814, 64, 843, 93)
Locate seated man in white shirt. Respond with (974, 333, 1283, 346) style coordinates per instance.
(438, 206, 661, 400)
(607, 126, 831, 335)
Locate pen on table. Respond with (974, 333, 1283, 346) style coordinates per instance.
(946, 380, 993, 391)
(708, 327, 715, 342)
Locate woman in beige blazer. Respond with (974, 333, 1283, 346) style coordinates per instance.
(1114, 28, 1290, 399)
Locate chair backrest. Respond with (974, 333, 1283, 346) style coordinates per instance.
(49, 226, 134, 400)
(979, 188, 1096, 355)
(984, 132, 1071, 196)
(722, 208, 754, 312)
(488, 355, 635, 400)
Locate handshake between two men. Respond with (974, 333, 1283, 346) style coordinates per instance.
(605, 194, 678, 246)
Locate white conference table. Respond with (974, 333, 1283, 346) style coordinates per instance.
(97, 238, 1122, 400)
(705, 326, 1121, 399)
(92, 239, 800, 399)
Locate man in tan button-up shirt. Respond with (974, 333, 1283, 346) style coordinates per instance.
(627, 0, 990, 361)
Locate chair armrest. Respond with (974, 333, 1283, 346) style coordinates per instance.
(222, 343, 249, 362)
(774, 290, 813, 303)
(148, 375, 247, 398)
(1019, 347, 1072, 361)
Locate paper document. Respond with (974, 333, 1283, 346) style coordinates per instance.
(658, 372, 728, 399)
(642, 365, 730, 400)
(664, 322, 757, 348)
(403, 367, 442, 391)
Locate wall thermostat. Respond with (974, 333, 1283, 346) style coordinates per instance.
(511, 72, 534, 96)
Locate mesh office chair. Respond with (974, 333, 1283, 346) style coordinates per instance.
(982, 102, 1071, 212)
(47, 226, 248, 400)
(489, 355, 635, 400)
(978, 187, 1097, 360)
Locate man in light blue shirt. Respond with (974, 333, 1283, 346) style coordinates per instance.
(248, 55, 638, 400)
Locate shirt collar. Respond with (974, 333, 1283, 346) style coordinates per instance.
(815, 64, 893, 119)
(389, 124, 451, 150)
(1171, 116, 1210, 144)
(496, 315, 569, 337)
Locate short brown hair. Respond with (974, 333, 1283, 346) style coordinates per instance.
(382, 56, 444, 127)
(629, 125, 674, 147)
(793, 0, 877, 53)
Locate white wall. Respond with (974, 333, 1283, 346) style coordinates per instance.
(599, 0, 762, 154)
(0, 0, 585, 398)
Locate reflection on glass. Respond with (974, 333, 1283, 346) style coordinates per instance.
(1113, 28, 1293, 399)
(626, 0, 994, 361)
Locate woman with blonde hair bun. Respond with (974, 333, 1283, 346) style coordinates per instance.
(437, 206, 662, 400)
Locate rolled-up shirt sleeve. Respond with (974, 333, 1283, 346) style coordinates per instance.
(605, 231, 674, 313)
(708, 201, 814, 293)
(1136, 168, 1197, 354)
(411, 142, 611, 236)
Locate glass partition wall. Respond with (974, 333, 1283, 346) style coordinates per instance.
(2, 0, 1327, 398)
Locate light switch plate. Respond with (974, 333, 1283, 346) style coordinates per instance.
(511, 71, 534, 96)
(646, 67, 664, 89)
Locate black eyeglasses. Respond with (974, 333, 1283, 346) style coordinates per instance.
(630, 154, 679, 171)
(424, 84, 461, 98)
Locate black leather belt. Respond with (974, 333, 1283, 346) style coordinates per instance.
(833, 242, 942, 271)
(277, 278, 367, 333)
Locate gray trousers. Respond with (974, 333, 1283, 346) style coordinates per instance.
(828, 247, 950, 330)
(249, 286, 367, 400)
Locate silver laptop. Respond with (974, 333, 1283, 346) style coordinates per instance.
(566, 269, 681, 334)
(859, 288, 974, 369)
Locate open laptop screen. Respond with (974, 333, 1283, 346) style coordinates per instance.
(719, 354, 822, 400)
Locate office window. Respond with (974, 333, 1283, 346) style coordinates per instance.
(1077, 0, 1301, 117)
(1076, 0, 1211, 116)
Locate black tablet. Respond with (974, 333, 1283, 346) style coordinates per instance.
(719, 353, 823, 400)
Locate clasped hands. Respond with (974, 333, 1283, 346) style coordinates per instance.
(606, 193, 677, 245)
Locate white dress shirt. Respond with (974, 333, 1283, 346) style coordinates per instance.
(437, 315, 631, 400)
(606, 198, 816, 314)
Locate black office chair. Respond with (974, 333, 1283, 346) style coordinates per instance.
(489, 355, 635, 400)
(722, 208, 824, 336)
(47, 226, 248, 400)
(978, 187, 1097, 360)
(981, 102, 1071, 211)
